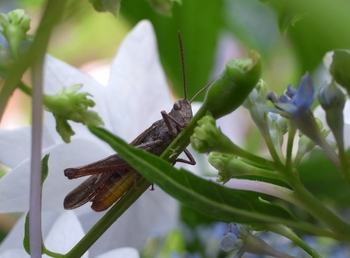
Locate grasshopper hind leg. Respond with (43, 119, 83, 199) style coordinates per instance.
(173, 148, 196, 165)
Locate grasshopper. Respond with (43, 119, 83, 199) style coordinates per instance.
(63, 33, 208, 212)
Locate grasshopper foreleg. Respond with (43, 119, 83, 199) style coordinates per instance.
(160, 111, 196, 166)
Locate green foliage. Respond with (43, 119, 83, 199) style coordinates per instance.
(121, 0, 224, 100)
(299, 150, 350, 208)
(89, 0, 121, 16)
(202, 50, 262, 119)
(89, 126, 296, 225)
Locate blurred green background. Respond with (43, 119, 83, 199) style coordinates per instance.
(7, 0, 350, 100)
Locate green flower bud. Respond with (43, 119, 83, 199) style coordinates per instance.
(318, 80, 346, 148)
(318, 80, 346, 110)
(202, 50, 262, 119)
(43, 84, 104, 143)
(0, 9, 30, 60)
(190, 114, 237, 154)
(209, 153, 248, 184)
(209, 152, 279, 184)
(328, 50, 350, 94)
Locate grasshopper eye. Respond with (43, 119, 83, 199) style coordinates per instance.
(174, 101, 181, 110)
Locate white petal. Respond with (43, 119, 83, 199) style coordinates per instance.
(343, 99, 350, 125)
(0, 212, 58, 254)
(217, 106, 252, 148)
(43, 55, 113, 139)
(95, 247, 139, 258)
(314, 102, 350, 149)
(0, 249, 29, 258)
(43, 211, 88, 257)
(0, 137, 112, 213)
(0, 125, 55, 168)
(323, 51, 334, 71)
(105, 20, 173, 142)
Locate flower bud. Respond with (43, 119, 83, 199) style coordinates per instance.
(318, 80, 346, 147)
(328, 50, 350, 94)
(202, 50, 262, 119)
(43, 84, 104, 143)
(191, 114, 232, 153)
(0, 9, 30, 60)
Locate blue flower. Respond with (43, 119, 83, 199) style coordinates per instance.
(268, 73, 340, 167)
(219, 223, 298, 258)
(219, 223, 244, 254)
(267, 73, 315, 117)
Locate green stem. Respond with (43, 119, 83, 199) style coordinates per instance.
(226, 145, 278, 171)
(43, 246, 64, 258)
(233, 163, 287, 182)
(265, 224, 321, 258)
(283, 167, 350, 240)
(252, 112, 285, 167)
(285, 122, 296, 169)
(18, 81, 32, 96)
(336, 136, 350, 185)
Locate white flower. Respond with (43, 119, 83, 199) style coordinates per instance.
(0, 20, 178, 256)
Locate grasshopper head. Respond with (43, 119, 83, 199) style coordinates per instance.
(170, 98, 193, 128)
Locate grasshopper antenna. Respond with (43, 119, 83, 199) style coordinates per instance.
(178, 31, 187, 100)
(189, 79, 214, 103)
(178, 31, 212, 103)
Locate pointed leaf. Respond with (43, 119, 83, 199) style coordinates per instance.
(89, 126, 296, 225)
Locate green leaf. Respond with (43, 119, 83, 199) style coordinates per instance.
(23, 154, 50, 254)
(89, 0, 121, 16)
(23, 213, 31, 254)
(146, 0, 181, 16)
(121, 0, 224, 100)
(89, 126, 297, 225)
(41, 154, 50, 183)
(299, 150, 350, 209)
(287, 0, 350, 72)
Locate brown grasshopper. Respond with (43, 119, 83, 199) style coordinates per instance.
(63, 33, 208, 212)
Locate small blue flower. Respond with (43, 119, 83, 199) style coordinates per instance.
(219, 223, 298, 258)
(268, 73, 340, 167)
(267, 73, 315, 117)
(219, 223, 244, 254)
